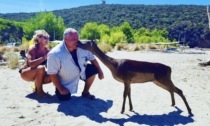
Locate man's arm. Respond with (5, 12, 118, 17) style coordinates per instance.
(47, 52, 69, 95)
(90, 59, 104, 80)
(49, 74, 69, 95)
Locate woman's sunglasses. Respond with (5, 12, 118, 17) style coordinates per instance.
(39, 36, 49, 40)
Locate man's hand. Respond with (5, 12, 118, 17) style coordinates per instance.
(98, 69, 104, 80)
(59, 87, 69, 95)
(49, 74, 69, 95)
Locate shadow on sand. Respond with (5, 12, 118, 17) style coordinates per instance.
(25, 92, 60, 104)
(26, 93, 194, 125)
(57, 96, 194, 126)
(108, 107, 194, 126)
(57, 96, 113, 123)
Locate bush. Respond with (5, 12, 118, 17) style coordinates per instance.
(114, 43, 129, 50)
(5, 53, 19, 69)
(48, 42, 59, 49)
(18, 42, 29, 52)
(9, 47, 19, 52)
(0, 46, 7, 54)
(98, 43, 113, 53)
(127, 44, 141, 51)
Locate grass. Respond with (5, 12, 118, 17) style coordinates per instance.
(98, 43, 113, 53)
(5, 52, 19, 69)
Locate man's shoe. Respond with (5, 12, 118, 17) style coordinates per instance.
(82, 92, 95, 100)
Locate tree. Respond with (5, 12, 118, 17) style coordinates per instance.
(80, 22, 100, 40)
(0, 18, 23, 44)
(119, 22, 134, 43)
(108, 31, 126, 46)
(24, 12, 65, 41)
(97, 24, 110, 42)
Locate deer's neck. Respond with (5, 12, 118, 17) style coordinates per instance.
(93, 46, 117, 71)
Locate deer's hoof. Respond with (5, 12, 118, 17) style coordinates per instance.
(188, 110, 193, 116)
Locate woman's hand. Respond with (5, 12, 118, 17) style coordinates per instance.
(43, 55, 47, 60)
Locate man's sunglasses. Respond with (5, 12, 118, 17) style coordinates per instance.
(39, 36, 49, 40)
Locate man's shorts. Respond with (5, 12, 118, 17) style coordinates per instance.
(55, 64, 98, 101)
(83, 64, 99, 80)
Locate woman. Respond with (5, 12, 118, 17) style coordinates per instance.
(19, 30, 51, 98)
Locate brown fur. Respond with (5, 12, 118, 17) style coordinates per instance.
(78, 41, 192, 115)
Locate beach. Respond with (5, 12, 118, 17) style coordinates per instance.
(0, 49, 210, 126)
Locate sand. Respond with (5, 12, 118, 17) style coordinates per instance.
(0, 49, 210, 126)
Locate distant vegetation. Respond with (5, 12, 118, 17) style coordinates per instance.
(0, 12, 65, 45)
(0, 4, 210, 48)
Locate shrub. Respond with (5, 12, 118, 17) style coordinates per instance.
(48, 42, 59, 49)
(148, 44, 158, 49)
(5, 53, 19, 69)
(9, 47, 19, 52)
(0, 46, 7, 54)
(18, 42, 29, 52)
(127, 44, 142, 51)
(98, 43, 113, 53)
(114, 42, 129, 50)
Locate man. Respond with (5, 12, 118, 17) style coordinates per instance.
(47, 28, 104, 100)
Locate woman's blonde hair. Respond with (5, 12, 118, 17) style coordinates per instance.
(33, 30, 50, 44)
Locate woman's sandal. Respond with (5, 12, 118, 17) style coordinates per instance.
(31, 83, 37, 92)
(82, 92, 95, 100)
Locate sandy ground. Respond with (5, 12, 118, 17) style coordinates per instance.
(0, 49, 210, 126)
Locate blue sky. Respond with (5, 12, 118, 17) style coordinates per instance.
(0, 0, 210, 14)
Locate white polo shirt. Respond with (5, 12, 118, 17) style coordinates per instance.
(47, 41, 95, 94)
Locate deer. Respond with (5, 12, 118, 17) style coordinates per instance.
(78, 41, 192, 115)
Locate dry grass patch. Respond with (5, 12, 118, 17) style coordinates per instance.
(148, 44, 159, 50)
(127, 43, 142, 51)
(18, 42, 29, 51)
(0, 46, 7, 54)
(98, 43, 113, 53)
(5, 53, 19, 69)
(9, 47, 19, 52)
(114, 43, 129, 51)
(114, 43, 147, 51)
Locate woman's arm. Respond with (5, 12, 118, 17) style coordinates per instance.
(27, 47, 47, 68)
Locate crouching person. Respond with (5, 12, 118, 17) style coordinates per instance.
(19, 30, 51, 98)
(47, 28, 104, 101)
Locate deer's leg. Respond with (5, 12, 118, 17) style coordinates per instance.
(121, 83, 130, 114)
(153, 79, 175, 106)
(174, 86, 192, 115)
(170, 91, 175, 106)
(167, 80, 176, 106)
(128, 85, 133, 111)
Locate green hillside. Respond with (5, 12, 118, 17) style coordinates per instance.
(0, 4, 210, 47)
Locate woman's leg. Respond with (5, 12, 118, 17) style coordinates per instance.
(34, 65, 48, 97)
(21, 67, 37, 81)
(21, 65, 50, 97)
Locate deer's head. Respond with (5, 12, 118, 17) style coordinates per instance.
(78, 40, 97, 52)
